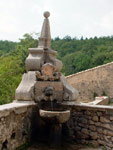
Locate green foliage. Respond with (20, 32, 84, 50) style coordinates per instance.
(0, 33, 38, 104)
(52, 35, 113, 75)
(93, 92, 98, 98)
(102, 91, 107, 96)
(0, 56, 24, 104)
(1, 34, 113, 104)
(0, 40, 17, 54)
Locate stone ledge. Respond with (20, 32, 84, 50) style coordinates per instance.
(0, 101, 36, 117)
(61, 101, 113, 111)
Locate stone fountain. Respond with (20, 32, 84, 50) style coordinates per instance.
(15, 11, 78, 146)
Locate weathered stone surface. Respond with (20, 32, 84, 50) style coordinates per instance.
(89, 125, 96, 131)
(90, 132, 98, 140)
(110, 116, 113, 121)
(100, 116, 110, 123)
(97, 128, 103, 134)
(60, 74, 79, 101)
(0, 101, 36, 150)
(15, 71, 36, 101)
(25, 12, 63, 72)
(97, 139, 106, 145)
(74, 126, 81, 131)
(106, 142, 113, 148)
(64, 103, 113, 149)
(101, 123, 113, 130)
(90, 140, 99, 147)
(41, 63, 55, 77)
(89, 120, 95, 125)
(81, 128, 89, 135)
(97, 112, 102, 116)
(67, 61, 113, 101)
(94, 96, 109, 105)
(95, 122, 101, 127)
(100, 116, 104, 123)
(92, 116, 98, 122)
(78, 123, 88, 128)
(25, 48, 44, 71)
(81, 118, 87, 124)
(40, 109, 70, 124)
(34, 81, 63, 102)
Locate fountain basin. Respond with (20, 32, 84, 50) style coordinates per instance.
(39, 109, 70, 124)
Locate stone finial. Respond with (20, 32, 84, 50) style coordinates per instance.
(25, 11, 63, 72)
(38, 11, 51, 49)
(43, 11, 50, 18)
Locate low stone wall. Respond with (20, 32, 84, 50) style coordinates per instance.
(66, 62, 113, 102)
(1, 100, 113, 150)
(62, 102, 113, 150)
(0, 101, 37, 150)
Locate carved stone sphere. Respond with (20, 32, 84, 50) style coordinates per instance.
(44, 11, 50, 18)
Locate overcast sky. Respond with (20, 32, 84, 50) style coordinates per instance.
(0, 0, 113, 41)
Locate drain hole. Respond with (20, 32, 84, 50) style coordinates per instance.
(2, 140, 8, 150)
(22, 131, 27, 136)
(11, 132, 16, 139)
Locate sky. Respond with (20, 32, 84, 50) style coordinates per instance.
(0, 0, 113, 41)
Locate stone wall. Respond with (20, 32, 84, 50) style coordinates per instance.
(1, 100, 113, 150)
(62, 102, 113, 150)
(66, 62, 113, 102)
(0, 101, 37, 150)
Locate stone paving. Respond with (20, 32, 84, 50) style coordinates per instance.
(27, 143, 104, 150)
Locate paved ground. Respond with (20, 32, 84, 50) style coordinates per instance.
(27, 143, 105, 150)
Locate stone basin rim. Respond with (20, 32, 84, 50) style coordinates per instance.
(39, 109, 71, 123)
(39, 109, 70, 114)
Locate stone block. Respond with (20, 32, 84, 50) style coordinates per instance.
(95, 122, 101, 127)
(97, 139, 106, 145)
(74, 126, 81, 131)
(79, 118, 88, 124)
(104, 135, 111, 142)
(92, 116, 98, 122)
(89, 120, 95, 125)
(111, 137, 113, 142)
(89, 125, 96, 131)
(103, 129, 108, 135)
(110, 116, 113, 121)
(90, 140, 99, 147)
(106, 142, 113, 148)
(106, 130, 113, 136)
(97, 128, 103, 134)
(94, 96, 109, 105)
(101, 123, 113, 131)
(90, 132, 98, 139)
(81, 128, 89, 135)
(100, 116, 110, 123)
(86, 111, 91, 115)
(97, 112, 102, 116)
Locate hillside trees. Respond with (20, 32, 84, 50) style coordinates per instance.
(0, 34, 38, 104)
